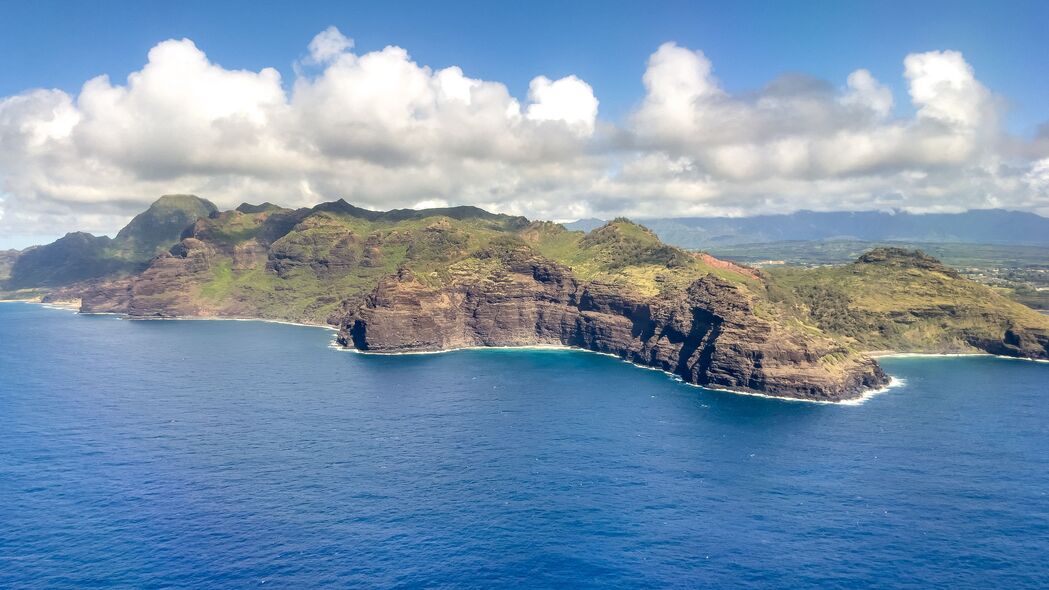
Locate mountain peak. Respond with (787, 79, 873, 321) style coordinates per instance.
(115, 195, 219, 258)
(235, 202, 284, 214)
(150, 194, 215, 208)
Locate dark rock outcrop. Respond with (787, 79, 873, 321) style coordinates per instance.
(967, 326, 1049, 360)
(856, 247, 961, 278)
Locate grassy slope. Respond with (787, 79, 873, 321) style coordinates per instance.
(532, 219, 759, 297)
(18, 196, 1042, 363)
(114, 194, 218, 260)
(188, 211, 766, 325)
(708, 240, 1049, 310)
(766, 248, 1049, 352)
(0, 250, 19, 283)
(191, 207, 538, 323)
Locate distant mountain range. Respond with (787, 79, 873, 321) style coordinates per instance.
(565, 210, 1049, 248)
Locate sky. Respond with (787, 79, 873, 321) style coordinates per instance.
(2, 0, 1049, 249)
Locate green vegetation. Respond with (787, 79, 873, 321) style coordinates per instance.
(184, 204, 542, 322)
(0, 250, 18, 282)
(164, 206, 764, 322)
(114, 194, 218, 259)
(1, 194, 218, 292)
(2, 232, 139, 290)
(766, 247, 1049, 353)
(531, 219, 756, 297)
(709, 240, 1049, 310)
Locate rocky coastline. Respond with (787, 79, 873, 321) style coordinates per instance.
(9, 195, 1049, 403)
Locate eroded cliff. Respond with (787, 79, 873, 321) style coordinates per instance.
(338, 246, 887, 401)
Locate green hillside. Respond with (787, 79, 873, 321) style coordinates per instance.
(766, 247, 1049, 356)
(169, 205, 761, 323)
(115, 194, 218, 259)
(2, 195, 217, 292)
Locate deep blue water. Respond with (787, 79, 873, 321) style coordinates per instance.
(1, 303, 1048, 589)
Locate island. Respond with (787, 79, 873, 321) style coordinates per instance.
(4, 195, 1047, 402)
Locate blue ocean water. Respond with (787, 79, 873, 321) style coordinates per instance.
(1, 303, 1048, 589)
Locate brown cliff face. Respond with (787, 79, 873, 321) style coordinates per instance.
(339, 248, 888, 401)
(967, 327, 1049, 360)
(78, 238, 218, 318)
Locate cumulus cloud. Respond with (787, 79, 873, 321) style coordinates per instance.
(0, 27, 602, 240)
(842, 69, 893, 118)
(308, 26, 354, 63)
(619, 42, 1030, 217)
(525, 75, 599, 135)
(0, 26, 1046, 245)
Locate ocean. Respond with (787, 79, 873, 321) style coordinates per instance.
(1, 302, 1048, 588)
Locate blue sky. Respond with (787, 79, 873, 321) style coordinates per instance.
(3, 0, 1047, 134)
(2, 0, 1049, 249)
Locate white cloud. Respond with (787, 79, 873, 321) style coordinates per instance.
(525, 75, 599, 135)
(308, 26, 354, 64)
(842, 69, 893, 118)
(1026, 158, 1049, 199)
(0, 29, 1047, 246)
(615, 44, 1032, 217)
(905, 50, 989, 128)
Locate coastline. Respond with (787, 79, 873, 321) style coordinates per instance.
(127, 315, 339, 331)
(0, 299, 908, 405)
(332, 340, 902, 405)
(0, 299, 338, 331)
(11, 299, 1045, 402)
(691, 376, 907, 406)
(1, 298, 81, 312)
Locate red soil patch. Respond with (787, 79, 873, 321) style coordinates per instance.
(694, 252, 760, 279)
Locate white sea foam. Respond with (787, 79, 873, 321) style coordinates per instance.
(40, 303, 79, 312)
(992, 355, 1049, 364)
(330, 342, 574, 355)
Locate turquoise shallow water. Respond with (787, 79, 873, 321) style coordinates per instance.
(1, 302, 1048, 588)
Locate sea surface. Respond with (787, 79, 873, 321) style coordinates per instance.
(1, 302, 1048, 589)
